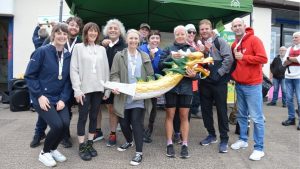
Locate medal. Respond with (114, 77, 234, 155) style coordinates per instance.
(57, 51, 64, 81)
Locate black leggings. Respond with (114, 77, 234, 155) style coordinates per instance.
(77, 92, 103, 136)
(148, 98, 157, 128)
(35, 105, 70, 153)
(119, 108, 145, 152)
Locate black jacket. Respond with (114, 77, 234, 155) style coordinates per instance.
(104, 37, 127, 69)
(270, 55, 286, 79)
(159, 42, 196, 96)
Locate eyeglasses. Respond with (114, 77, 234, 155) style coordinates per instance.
(187, 30, 196, 35)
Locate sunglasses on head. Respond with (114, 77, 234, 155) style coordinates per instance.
(187, 30, 196, 35)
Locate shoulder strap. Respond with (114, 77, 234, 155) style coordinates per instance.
(214, 36, 220, 51)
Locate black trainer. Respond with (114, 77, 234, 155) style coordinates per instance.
(173, 133, 182, 144)
(282, 119, 295, 126)
(130, 153, 143, 166)
(143, 129, 152, 143)
(61, 138, 72, 148)
(86, 140, 97, 157)
(266, 102, 276, 106)
(180, 145, 190, 159)
(166, 144, 175, 158)
(79, 143, 92, 161)
(117, 142, 134, 152)
(30, 134, 46, 148)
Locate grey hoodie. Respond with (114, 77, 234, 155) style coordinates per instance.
(201, 35, 234, 84)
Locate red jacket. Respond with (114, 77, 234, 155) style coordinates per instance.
(231, 27, 268, 85)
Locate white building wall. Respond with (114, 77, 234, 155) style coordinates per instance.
(13, 0, 70, 77)
(252, 7, 272, 76)
(0, 0, 14, 15)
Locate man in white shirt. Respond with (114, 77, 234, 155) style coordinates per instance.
(281, 31, 300, 130)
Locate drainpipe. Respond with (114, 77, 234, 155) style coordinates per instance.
(250, 12, 253, 27)
(59, 0, 63, 22)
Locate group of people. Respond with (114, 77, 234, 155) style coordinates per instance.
(25, 15, 299, 167)
(267, 32, 300, 130)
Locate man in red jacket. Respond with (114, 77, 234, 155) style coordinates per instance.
(229, 18, 268, 161)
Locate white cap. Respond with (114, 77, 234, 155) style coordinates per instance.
(185, 24, 196, 31)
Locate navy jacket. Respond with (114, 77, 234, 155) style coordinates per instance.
(159, 42, 196, 96)
(25, 44, 72, 106)
(32, 26, 47, 49)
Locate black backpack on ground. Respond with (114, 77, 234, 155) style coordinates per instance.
(9, 79, 30, 112)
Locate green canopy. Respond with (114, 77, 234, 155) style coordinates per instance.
(65, 0, 253, 32)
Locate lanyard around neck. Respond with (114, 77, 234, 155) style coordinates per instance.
(67, 36, 77, 53)
(234, 34, 246, 51)
(128, 50, 138, 76)
(57, 51, 64, 80)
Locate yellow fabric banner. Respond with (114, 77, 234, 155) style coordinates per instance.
(227, 83, 235, 104)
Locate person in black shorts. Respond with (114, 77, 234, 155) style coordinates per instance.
(159, 25, 198, 159)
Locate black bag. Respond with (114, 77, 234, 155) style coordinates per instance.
(9, 79, 30, 112)
(0, 91, 10, 104)
(262, 74, 272, 97)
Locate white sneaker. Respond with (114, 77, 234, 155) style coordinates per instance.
(231, 140, 248, 150)
(39, 151, 57, 167)
(50, 149, 67, 162)
(249, 150, 265, 161)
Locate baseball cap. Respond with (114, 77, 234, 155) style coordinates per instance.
(140, 23, 151, 30)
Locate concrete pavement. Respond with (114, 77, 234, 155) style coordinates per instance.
(0, 103, 299, 169)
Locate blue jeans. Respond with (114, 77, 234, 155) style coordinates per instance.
(271, 78, 286, 105)
(285, 78, 300, 120)
(236, 83, 265, 151)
